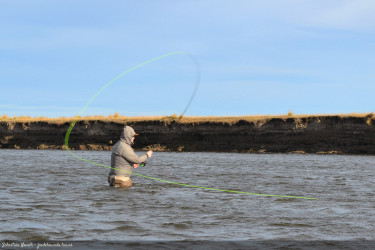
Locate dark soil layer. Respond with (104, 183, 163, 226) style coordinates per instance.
(1, 116, 375, 154)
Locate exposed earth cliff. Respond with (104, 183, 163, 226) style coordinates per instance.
(1, 115, 374, 154)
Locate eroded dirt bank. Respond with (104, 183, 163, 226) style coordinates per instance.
(1, 115, 375, 154)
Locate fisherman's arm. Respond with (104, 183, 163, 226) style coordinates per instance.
(122, 146, 153, 165)
(127, 152, 147, 164)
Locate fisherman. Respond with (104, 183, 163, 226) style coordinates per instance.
(108, 126, 153, 187)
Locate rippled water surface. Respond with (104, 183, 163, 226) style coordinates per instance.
(1, 149, 375, 241)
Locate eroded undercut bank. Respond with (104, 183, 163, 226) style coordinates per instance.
(0, 114, 374, 154)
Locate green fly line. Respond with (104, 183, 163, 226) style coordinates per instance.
(64, 52, 317, 200)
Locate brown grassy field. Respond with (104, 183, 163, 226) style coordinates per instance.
(1, 112, 374, 125)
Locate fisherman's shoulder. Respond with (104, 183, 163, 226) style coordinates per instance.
(112, 140, 126, 150)
(115, 141, 133, 150)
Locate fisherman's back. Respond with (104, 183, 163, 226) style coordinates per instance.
(109, 140, 133, 178)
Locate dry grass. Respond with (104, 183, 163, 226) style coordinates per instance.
(175, 113, 375, 124)
(0, 112, 374, 124)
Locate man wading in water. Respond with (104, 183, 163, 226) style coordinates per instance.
(108, 126, 153, 187)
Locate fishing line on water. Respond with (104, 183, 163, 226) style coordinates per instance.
(64, 52, 317, 200)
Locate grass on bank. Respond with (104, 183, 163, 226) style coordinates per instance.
(1, 112, 374, 125)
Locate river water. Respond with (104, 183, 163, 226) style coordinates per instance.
(1, 149, 374, 244)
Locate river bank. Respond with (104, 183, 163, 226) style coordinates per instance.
(0, 114, 374, 154)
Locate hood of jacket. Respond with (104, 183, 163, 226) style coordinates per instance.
(120, 126, 136, 145)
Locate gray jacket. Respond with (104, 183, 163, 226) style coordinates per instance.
(109, 126, 148, 178)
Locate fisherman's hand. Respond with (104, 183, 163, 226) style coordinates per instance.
(146, 150, 153, 158)
(134, 163, 140, 168)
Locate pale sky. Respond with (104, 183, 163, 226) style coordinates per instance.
(1, 0, 374, 117)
